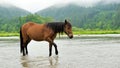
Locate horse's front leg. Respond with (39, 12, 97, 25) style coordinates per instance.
(53, 42, 58, 55)
(49, 43, 52, 57)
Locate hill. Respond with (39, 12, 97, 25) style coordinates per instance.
(0, 4, 31, 32)
(0, 4, 30, 18)
(36, 3, 120, 30)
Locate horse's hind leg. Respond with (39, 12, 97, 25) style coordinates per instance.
(22, 42, 28, 56)
(22, 40, 28, 56)
(25, 39, 31, 55)
(53, 42, 58, 55)
(22, 44, 25, 56)
(25, 45, 28, 55)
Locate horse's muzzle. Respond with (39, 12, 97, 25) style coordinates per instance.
(69, 34, 73, 39)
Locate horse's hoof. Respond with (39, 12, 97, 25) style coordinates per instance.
(23, 54, 25, 56)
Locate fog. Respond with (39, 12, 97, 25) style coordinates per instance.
(0, 0, 120, 13)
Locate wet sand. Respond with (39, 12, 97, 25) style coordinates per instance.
(0, 36, 120, 68)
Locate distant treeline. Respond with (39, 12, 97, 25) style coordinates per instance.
(0, 14, 53, 32)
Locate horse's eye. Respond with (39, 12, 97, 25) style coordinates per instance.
(68, 27, 71, 29)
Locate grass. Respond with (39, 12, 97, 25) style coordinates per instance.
(0, 30, 120, 37)
(0, 32, 19, 37)
(73, 30, 120, 35)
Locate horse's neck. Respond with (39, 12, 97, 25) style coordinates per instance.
(46, 22, 64, 33)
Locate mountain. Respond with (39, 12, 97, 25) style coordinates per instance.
(0, 3, 31, 32)
(0, 4, 31, 18)
(36, 3, 120, 30)
(36, 4, 85, 26)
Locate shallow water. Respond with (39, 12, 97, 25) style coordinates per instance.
(0, 36, 120, 68)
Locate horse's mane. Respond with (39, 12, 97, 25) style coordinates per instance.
(46, 22, 64, 33)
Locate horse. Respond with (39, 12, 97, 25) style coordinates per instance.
(20, 19, 73, 56)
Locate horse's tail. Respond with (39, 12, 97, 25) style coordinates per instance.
(20, 27, 23, 53)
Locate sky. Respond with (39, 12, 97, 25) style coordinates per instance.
(0, 0, 120, 13)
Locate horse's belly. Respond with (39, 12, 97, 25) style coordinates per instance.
(32, 38, 44, 41)
(30, 34, 45, 41)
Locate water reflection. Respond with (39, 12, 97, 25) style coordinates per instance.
(49, 56, 58, 68)
(20, 56, 59, 68)
(20, 56, 30, 68)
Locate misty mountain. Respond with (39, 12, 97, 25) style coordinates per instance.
(0, 4, 30, 18)
(36, 3, 120, 29)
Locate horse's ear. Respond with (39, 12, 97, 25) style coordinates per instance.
(65, 19, 68, 24)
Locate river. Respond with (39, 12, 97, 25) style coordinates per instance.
(0, 35, 120, 68)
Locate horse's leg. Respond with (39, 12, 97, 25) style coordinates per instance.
(23, 42, 28, 56)
(25, 39, 31, 55)
(22, 44, 25, 56)
(49, 43, 52, 57)
(23, 39, 29, 56)
(20, 42, 23, 53)
(53, 42, 58, 55)
(25, 45, 28, 55)
(47, 37, 55, 56)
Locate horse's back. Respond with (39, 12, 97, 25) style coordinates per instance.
(21, 22, 45, 31)
(21, 22, 35, 31)
(23, 21, 37, 27)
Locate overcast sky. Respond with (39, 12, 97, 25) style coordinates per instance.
(0, 0, 120, 13)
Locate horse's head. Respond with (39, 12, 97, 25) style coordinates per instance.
(64, 19, 73, 39)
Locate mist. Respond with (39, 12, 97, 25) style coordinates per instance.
(0, 0, 120, 13)
(60, 0, 120, 7)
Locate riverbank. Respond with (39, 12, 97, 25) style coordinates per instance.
(1, 30, 120, 37)
(1, 34, 120, 41)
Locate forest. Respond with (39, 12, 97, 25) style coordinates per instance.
(37, 3, 120, 30)
(0, 3, 120, 35)
(0, 14, 53, 33)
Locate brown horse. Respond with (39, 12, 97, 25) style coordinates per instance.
(20, 19, 73, 56)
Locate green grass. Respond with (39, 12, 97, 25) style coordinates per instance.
(0, 32, 19, 37)
(73, 30, 120, 35)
